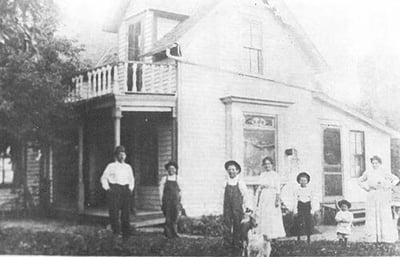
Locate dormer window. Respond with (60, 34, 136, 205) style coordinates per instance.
(128, 22, 142, 61)
(243, 20, 263, 74)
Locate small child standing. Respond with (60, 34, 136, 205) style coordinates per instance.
(335, 199, 353, 247)
(223, 160, 251, 254)
(293, 172, 314, 243)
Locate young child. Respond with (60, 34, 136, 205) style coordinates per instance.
(223, 160, 251, 254)
(335, 199, 353, 247)
(293, 172, 314, 243)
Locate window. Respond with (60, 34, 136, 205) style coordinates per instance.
(0, 147, 14, 185)
(350, 131, 365, 177)
(243, 115, 276, 176)
(243, 20, 263, 74)
(128, 22, 142, 61)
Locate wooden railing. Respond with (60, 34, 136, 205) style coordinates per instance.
(68, 61, 177, 101)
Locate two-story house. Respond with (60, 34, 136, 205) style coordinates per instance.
(3, 0, 399, 223)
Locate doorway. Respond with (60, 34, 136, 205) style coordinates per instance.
(322, 126, 343, 201)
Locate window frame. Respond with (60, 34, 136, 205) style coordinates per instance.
(0, 152, 14, 188)
(242, 114, 277, 178)
(349, 130, 366, 178)
(242, 19, 263, 75)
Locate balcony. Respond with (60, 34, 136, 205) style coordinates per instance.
(68, 61, 177, 102)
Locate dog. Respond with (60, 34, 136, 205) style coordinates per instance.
(240, 211, 264, 257)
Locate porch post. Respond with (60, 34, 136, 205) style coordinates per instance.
(112, 106, 122, 147)
(77, 121, 84, 213)
(172, 107, 178, 161)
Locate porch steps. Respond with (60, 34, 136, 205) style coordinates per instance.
(321, 202, 365, 225)
(51, 207, 165, 228)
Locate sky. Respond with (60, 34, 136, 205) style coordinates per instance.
(54, 0, 400, 105)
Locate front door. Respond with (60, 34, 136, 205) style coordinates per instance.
(322, 126, 343, 201)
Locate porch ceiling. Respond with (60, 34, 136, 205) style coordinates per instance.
(75, 93, 176, 113)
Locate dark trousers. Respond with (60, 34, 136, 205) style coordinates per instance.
(223, 184, 243, 250)
(295, 201, 313, 238)
(223, 206, 243, 249)
(163, 202, 179, 237)
(108, 183, 131, 237)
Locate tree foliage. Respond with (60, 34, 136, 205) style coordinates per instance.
(0, 0, 87, 153)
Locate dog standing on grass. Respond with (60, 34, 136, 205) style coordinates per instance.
(240, 211, 264, 257)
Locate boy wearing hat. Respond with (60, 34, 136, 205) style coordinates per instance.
(293, 172, 314, 243)
(223, 160, 251, 254)
(100, 145, 135, 239)
(159, 160, 183, 238)
(335, 199, 353, 247)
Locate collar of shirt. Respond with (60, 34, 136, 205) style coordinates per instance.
(166, 174, 178, 181)
(227, 176, 240, 186)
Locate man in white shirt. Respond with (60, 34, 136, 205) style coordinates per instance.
(100, 145, 135, 239)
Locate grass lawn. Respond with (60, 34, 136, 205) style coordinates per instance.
(0, 218, 400, 256)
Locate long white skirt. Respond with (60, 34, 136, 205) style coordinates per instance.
(365, 189, 398, 243)
(256, 188, 286, 239)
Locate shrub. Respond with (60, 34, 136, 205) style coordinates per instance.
(178, 215, 224, 237)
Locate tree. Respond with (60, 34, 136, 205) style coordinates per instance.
(0, 0, 88, 186)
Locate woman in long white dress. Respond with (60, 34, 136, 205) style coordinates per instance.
(255, 156, 286, 257)
(358, 155, 399, 243)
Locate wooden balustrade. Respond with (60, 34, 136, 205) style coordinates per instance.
(68, 61, 176, 101)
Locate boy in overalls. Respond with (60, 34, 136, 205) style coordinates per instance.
(223, 160, 251, 253)
(160, 161, 182, 238)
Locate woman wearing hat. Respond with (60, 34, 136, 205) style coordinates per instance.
(159, 160, 183, 238)
(293, 172, 314, 243)
(255, 156, 285, 257)
(358, 155, 399, 243)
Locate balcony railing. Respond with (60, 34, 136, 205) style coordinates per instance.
(68, 61, 177, 101)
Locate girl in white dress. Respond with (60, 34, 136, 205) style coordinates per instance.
(255, 157, 286, 257)
(358, 155, 399, 243)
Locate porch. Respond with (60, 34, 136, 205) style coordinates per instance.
(52, 60, 178, 221)
(68, 61, 177, 101)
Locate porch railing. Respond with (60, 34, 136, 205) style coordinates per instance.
(67, 61, 177, 101)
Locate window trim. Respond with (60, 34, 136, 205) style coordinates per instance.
(349, 130, 366, 178)
(0, 154, 14, 188)
(242, 19, 263, 75)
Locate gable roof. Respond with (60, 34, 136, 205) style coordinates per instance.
(141, 0, 328, 72)
(140, 0, 222, 57)
(313, 92, 400, 138)
(103, 0, 130, 33)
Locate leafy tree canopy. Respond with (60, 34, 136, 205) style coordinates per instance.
(0, 0, 88, 152)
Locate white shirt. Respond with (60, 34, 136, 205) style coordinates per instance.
(100, 161, 135, 191)
(293, 186, 315, 211)
(335, 210, 353, 235)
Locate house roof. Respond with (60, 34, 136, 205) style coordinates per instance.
(313, 92, 400, 139)
(103, 0, 130, 33)
(140, 0, 222, 57)
(95, 46, 119, 67)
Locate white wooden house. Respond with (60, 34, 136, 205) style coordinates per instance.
(5, 0, 397, 221)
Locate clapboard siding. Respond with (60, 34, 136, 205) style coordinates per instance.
(136, 186, 160, 210)
(158, 122, 172, 179)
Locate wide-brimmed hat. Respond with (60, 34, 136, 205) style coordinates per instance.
(338, 199, 351, 209)
(296, 172, 310, 184)
(224, 160, 241, 173)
